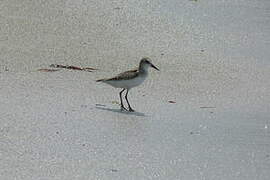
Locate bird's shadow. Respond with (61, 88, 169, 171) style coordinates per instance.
(96, 106, 145, 117)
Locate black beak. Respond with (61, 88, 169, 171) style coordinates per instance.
(151, 63, 159, 71)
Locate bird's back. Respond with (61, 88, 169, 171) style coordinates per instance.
(96, 69, 138, 82)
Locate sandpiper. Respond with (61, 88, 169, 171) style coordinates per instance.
(96, 57, 159, 112)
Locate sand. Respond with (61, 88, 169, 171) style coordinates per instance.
(0, 0, 269, 179)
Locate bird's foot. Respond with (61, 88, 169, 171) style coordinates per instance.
(128, 108, 135, 112)
(121, 106, 128, 111)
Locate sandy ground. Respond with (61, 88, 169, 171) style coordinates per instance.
(0, 0, 270, 179)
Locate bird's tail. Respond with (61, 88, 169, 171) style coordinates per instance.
(96, 79, 106, 82)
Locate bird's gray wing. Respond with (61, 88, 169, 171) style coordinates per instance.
(107, 69, 139, 81)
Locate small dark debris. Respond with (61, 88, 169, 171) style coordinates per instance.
(82, 144, 86, 147)
(168, 101, 176, 103)
(266, 154, 270, 158)
(56, 131, 59, 134)
(161, 53, 164, 56)
(38, 68, 59, 72)
(113, 7, 121, 10)
(49, 64, 97, 72)
(83, 67, 98, 71)
(210, 111, 214, 114)
(111, 169, 118, 172)
(64, 112, 67, 115)
(190, 132, 194, 135)
(200, 49, 205, 52)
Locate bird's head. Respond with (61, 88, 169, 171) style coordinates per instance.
(140, 57, 159, 71)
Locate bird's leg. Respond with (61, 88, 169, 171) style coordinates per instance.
(125, 89, 134, 112)
(119, 88, 128, 111)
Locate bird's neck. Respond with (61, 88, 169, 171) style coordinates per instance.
(138, 64, 148, 74)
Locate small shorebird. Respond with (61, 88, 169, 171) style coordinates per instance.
(96, 57, 159, 112)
